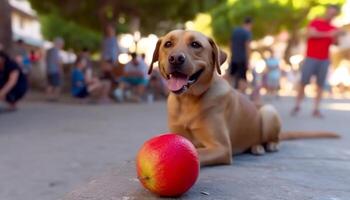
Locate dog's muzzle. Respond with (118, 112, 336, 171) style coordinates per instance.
(166, 68, 205, 95)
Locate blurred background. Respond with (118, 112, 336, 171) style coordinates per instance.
(0, 0, 350, 200)
(0, 0, 349, 97)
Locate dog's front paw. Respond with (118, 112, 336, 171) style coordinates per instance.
(251, 145, 266, 155)
(266, 142, 279, 152)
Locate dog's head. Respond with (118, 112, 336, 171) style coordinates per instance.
(149, 30, 227, 96)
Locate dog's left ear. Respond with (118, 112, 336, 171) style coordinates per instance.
(148, 38, 162, 75)
(208, 38, 227, 75)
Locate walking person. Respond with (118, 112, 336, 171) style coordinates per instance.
(291, 5, 344, 118)
(229, 17, 253, 94)
(46, 37, 64, 101)
(101, 24, 120, 81)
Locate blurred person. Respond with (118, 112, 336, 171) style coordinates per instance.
(148, 69, 169, 100)
(119, 53, 148, 102)
(0, 51, 27, 110)
(101, 24, 120, 81)
(264, 49, 281, 98)
(80, 47, 93, 80)
(142, 52, 169, 100)
(13, 39, 31, 75)
(229, 17, 253, 94)
(291, 5, 344, 118)
(81, 47, 93, 69)
(71, 56, 111, 103)
(29, 49, 41, 70)
(46, 37, 64, 101)
(29, 49, 40, 64)
(140, 53, 146, 60)
(250, 52, 265, 106)
(140, 53, 168, 99)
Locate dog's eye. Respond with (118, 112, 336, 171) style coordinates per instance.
(191, 41, 202, 49)
(164, 41, 172, 48)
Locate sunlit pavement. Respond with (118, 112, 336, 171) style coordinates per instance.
(0, 96, 349, 200)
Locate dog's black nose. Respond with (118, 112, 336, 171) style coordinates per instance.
(169, 53, 186, 65)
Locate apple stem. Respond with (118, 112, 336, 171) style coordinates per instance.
(139, 176, 150, 181)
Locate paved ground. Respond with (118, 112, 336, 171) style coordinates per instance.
(0, 96, 350, 200)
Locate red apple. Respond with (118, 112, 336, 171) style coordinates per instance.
(136, 133, 199, 197)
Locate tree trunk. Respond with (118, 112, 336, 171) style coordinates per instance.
(283, 29, 299, 66)
(0, 0, 13, 52)
(284, 6, 314, 66)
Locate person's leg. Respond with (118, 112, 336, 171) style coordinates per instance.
(117, 77, 134, 101)
(88, 85, 103, 103)
(291, 83, 306, 115)
(46, 86, 53, 98)
(5, 86, 27, 110)
(237, 62, 248, 94)
(313, 60, 330, 118)
(46, 74, 54, 99)
(313, 85, 324, 117)
(87, 79, 110, 103)
(291, 58, 315, 116)
(53, 87, 61, 100)
(136, 84, 146, 98)
(87, 78, 103, 92)
(49, 73, 61, 101)
(100, 80, 111, 101)
(5, 95, 18, 111)
(229, 62, 239, 89)
(273, 85, 280, 99)
(133, 78, 148, 102)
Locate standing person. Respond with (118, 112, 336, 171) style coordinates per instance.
(0, 51, 27, 110)
(229, 17, 253, 94)
(101, 24, 120, 81)
(291, 5, 343, 118)
(46, 37, 64, 101)
(264, 49, 281, 98)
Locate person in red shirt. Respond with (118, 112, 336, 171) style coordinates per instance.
(291, 4, 343, 118)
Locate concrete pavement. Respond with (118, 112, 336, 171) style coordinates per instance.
(0, 96, 349, 200)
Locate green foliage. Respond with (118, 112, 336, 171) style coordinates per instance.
(29, 0, 224, 35)
(28, 0, 224, 53)
(40, 14, 102, 52)
(209, 0, 345, 45)
(30, 0, 101, 30)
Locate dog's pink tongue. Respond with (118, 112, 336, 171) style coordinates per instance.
(167, 75, 188, 91)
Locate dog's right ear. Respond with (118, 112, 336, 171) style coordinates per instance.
(148, 38, 162, 75)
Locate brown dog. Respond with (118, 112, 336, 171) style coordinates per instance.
(148, 30, 338, 167)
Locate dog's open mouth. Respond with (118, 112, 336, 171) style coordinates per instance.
(166, 68, 204, 94)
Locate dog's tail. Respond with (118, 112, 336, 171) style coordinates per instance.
(279, 131, 340, 141)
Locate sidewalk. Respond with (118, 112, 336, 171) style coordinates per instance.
(0, 96, 349, 200)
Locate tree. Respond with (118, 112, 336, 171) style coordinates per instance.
(40, 13, 102, 52)
(0, 0, 13, 52)
(29, 0, 224, 35)
(208, 0, 345, 63)
(28, 0, 224, 52)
